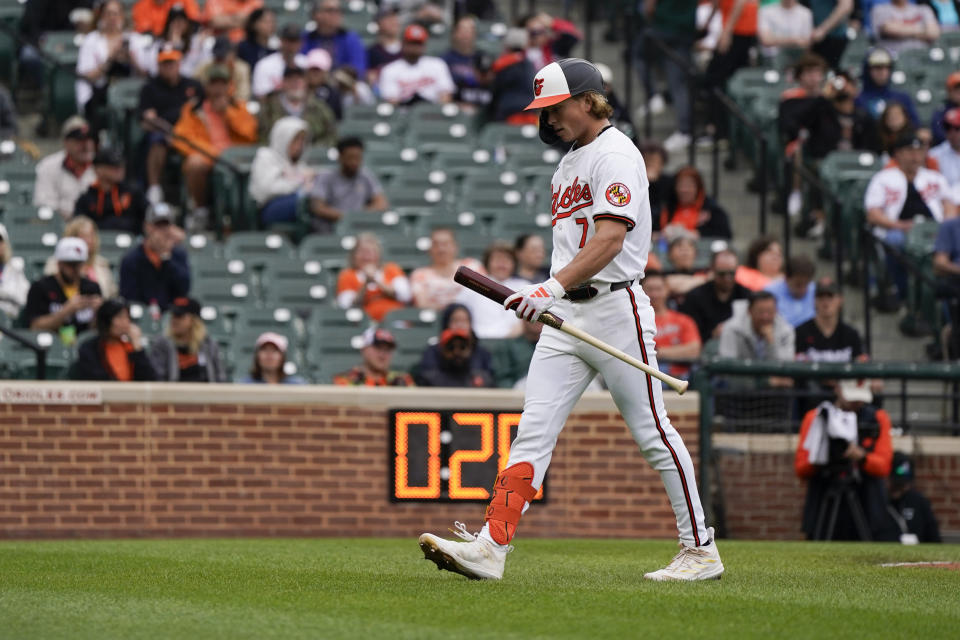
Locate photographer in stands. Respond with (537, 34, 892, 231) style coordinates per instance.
(794, 380, 893, 540)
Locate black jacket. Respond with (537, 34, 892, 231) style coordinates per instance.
(74, 182, 148, 234)
(779, 96, 882, 159)
(414, 343, 495, 388)
(118, 244, 191, 311)
(490, 52, 536, 122)
(138, 75, 204, 127)
(70, 336, 158, 381)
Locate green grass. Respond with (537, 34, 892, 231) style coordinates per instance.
(0, 538, 958, 639)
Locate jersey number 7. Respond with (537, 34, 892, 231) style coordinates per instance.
(575, 218, 588, 249)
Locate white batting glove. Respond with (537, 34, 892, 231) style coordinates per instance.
(503, 277, 565, 323)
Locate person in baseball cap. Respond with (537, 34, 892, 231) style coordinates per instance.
(931, 72, 960, 145)
(241, 331, 306, 384)
(332, 327, 414, 386)
(21, 236, 103, 334)
(377, 22, 456, 105)
(147, 296, 229, 382)
(523, 58, 612, 145)
(929, 108, 960, 186)
(33, 115, 96, 219)
(886, 451, 941, 542)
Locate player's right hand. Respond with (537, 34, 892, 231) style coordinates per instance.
(504, 278, 565, 323)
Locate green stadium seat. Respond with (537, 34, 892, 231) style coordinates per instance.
(223, 231, 297, 268)
(261, 272, 334, 311)
(403, 119, 476, 154)
(190, 253, 253, 284)
(430, 148, 498, 180)
(97, 230, 138, 267)
(380, 233, 431, 270)
(232, 306, 302, 344)
(338, 209, 412, 236)
(190, 275, 256, 314)
(211, 145, 259, 233)
(106, 77, 146, 154)
(298, 233, 355, 270)
(12, 225, 59, 255)
(478, 122, 541, 149)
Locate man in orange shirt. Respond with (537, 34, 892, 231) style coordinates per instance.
(172, 65, 257, 231)
(333, 328, 415, 386)
(706, 0, 758, 140)
(644, 271, 701, 378)
(205, 0, 263, 42)
(794, 380, 893, 540)
(132, 0, 203, 36)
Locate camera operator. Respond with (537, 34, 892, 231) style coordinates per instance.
(794, 380, 893, 540)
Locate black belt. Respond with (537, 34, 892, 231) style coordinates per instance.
(563, 280, 633, 302)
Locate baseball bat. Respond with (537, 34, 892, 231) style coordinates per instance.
(454, 267, 689, 394)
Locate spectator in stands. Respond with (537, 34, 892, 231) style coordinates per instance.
(884, 452, 941, 543)
(172, 65, 258, 231)
(42, 216, 117, 299)
(250, 117, 313, 227)
(414, 303, 494, 387)
(660, 167, 733, 239)
(333, 327, 414, 386)
(809, 0, 853, 69)
(758, 0, 814, 63)
(489, 319, 542, 389)
(240, 331, 306, 384)
(520, 11, 581, 70)
(878, 102, 913, 155)
(132, 0, 202, 37)
(0, 223, 29, 320)
(718, 291, 795, 385)
(119, 203, 190, 311)
(765, 254, 817, 327)
(412, 228, 484, 310)
(737, 235, 784, 291)
(148, 296, 227, 382)
(933, 216, 960, 296)
(442, 15, 492, 109)
(665, 235, 708, 299)
(305, 49, 343, 120)
(252, 23, 307, 97)
(335, 232, 411, 322)
(795, 380, 893, 540)
(680, 249, 752, 342)
(139, 45, 204, 205)
(76, 0, 143, 130)
(204, 0, 262, 42)
(379, 24, 456, 105)
(24, 237, 102, 335)
(307, 137, 388, 233)
(457, 241, 526, 340)
(195, 37, 252, 102)
(20, 0, 95, 89)
(930, 108, 960, 187)
(34, 116, 96, 219)
(258, 66, 337, 146)
(0, 85, 17, 139)
(593, 63, 634, 136)
(332, 66, 376, 108)
(931, 72, 960, 145)
(872, 0, 940, 55)
(796, 277, 865, 363)
(134, 4, 206, 78)
(70, 297, 158, 381)
(645, 271, 701, 379)
(865, 131, 956, 300)
(365, 6, 401, 85)
(237, 8, 276, 70)
(638, 140, 670, 232)
(706, 0, 759, 141)
(300, 0, 367, 76)
(636, 0, 697, 152)
(856, 47, 919, 124)
(513, 233, 549, 282)
(73, 148, 149, 235)
(489, 28, 537, 124)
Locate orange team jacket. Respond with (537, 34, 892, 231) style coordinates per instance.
(171, 98, 258, 160)
(794, 406, 894, 479)
(132, 0, 203, 36)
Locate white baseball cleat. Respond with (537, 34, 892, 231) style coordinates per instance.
(644, 527, 724, 581)
(418, 522, 512, 580)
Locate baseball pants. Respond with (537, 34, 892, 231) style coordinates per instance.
(504, 283, 710, 546)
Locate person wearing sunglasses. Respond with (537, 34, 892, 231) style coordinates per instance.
(679, 248, 752, 343)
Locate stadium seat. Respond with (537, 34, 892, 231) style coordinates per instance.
(190, 275, 256, 315)
(402, 119, 476, 154)
(477, 122, 541, 149)
(298, 233, 355, 271)
(223, 231, 297, 269)
(190, 252, 253, 284)
(232, 306, 302, 344)
(211, 145, 259, 233)
(380, 233, 431, 270)
(338, 209, 412, 236)
(13, 224, 59, 255)
(260, 272, 334, 311)
(97, 230, 138, 267)
(106, 77, 146, 154)
(430, 148, 498, 180)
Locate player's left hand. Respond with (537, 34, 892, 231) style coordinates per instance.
(504, 278, 565, 323)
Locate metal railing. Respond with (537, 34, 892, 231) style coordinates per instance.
(0, 325, 47, 380)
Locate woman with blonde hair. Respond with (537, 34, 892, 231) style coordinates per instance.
(0, 222, 30, 319)
(147, 297, 227, 382)
(44, 215, 118, 297)
(336, 232, 411, 321)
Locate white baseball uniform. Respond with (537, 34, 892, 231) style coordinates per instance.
(493, 125, 710, 546)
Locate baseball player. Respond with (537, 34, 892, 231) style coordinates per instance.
(419, 58, 724, 581)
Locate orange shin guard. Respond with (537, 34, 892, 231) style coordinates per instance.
(484, 462, 537, 545)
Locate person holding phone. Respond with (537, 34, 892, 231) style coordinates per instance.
(70, 298, 158, 381)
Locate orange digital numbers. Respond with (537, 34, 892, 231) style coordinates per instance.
(394, 411, 442, 499)
(448, 413, 495, 500)
(390, 410, 545, 502)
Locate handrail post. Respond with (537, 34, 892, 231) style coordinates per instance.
(759, 136, 768, 236)
(687, 69, 696, 168)
(833, 195, 844, 324)
(862, 224, 872, 353)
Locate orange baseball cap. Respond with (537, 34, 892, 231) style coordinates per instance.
(947, 71, 960, 89)
(440, 328, 471, 345)
(157, 45, 183, 63)
(403, 24, 428, 43)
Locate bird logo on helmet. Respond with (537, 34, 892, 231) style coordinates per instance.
(524, 58, 605, 144)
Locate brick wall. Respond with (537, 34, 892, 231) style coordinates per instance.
(714, 434, 960, 540)
(0, 383, 699, 539)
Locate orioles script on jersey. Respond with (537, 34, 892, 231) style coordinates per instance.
(551, 177, 593, 226)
